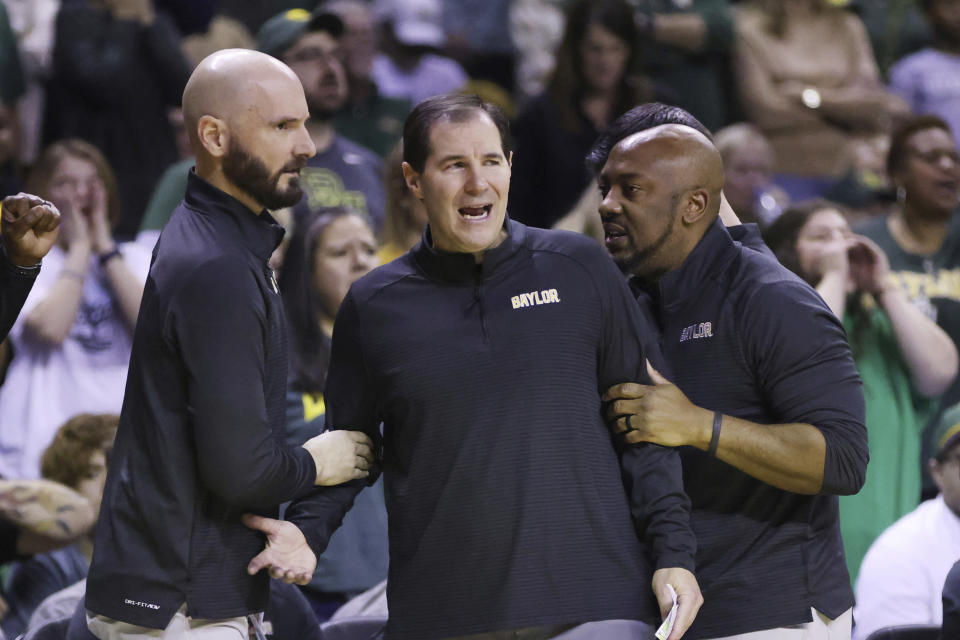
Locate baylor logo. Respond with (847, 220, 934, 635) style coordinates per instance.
(510, 289, 561, 309)
(680, 322, 713, 342)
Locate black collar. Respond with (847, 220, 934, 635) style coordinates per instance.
(412, 216, 526, 284)
(183, 170, 285, 261)
(631, 219, 738, 312)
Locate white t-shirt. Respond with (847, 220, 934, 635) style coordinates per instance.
(0, 243, 151, 479)
(853, 495, 960, 639)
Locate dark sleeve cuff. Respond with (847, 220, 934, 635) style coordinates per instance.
(0, 246, 41, 278)
(286, 480, 366, 557)
(620, 444, 698, 571)
(654, 550, 696, 573)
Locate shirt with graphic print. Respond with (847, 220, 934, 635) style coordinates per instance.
(291, 135, 385, 233)
(857, 212, 960, 492)
(0, 242, 151, 479)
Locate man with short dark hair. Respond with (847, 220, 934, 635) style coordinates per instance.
(250, 93, 703, 640)
(593, 103, 868, 639)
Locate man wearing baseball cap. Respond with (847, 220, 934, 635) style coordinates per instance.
(257, 8, 385, 232)
(853, 403, 960, 638)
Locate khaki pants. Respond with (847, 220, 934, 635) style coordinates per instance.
(86, 605, 248, 640)
(707, 608, 852, 640)
(443, 620, 654, 640)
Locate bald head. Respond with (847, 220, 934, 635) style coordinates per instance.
(598, 124, 726, 281)
(182, 49, 305, 151)
(614, 124, 724, 219)
(181, 48, 315, 212)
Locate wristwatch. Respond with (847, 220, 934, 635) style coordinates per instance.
(801, 87, 822, 110)
(98, 247, 123, 267)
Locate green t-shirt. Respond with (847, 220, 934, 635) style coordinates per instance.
(138, 157, 193, 235)
(857, 212, 960, 493)
(838, 300, 935, 583)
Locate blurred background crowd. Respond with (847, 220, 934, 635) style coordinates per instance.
(0, 0, 959, 638)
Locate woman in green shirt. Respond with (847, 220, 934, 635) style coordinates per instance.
(764, 198, 958, 583)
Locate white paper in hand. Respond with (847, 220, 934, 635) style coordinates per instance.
(655, 583, 679, 640)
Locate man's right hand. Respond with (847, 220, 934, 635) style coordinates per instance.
(302, 430, 373, 485)
(1, 193, 61, 266)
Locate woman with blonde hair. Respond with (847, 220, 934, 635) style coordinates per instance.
(0, 139, 150, 480)
(378, 144, 428, 264)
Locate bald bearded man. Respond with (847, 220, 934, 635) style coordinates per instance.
(84, 49, 373, 639)
(590, 105, 869, 639)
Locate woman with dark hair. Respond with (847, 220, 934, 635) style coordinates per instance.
(509, 0, 658, 229)
(283, 206, 379, 392)
(279, 206, 388, 621)
(858, 114, 960, 496)
(764, 198, 957, 583)
(0, 139, 151, 480)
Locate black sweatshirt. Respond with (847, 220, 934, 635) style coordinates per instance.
(0, 247, 38, 341)
(86, 172, 318, 628)
(632, 221, 868, 639)
(286, 219, 696, 639)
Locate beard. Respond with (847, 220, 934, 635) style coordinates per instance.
(306, 72, 347, 121)
(306, 93, 343, 122)
(612, 211, 678, 282)
(222, 137, 306, 210)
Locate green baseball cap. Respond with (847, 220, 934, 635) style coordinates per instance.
(257, 8, 345, 59)
(937, 402, 960, 458)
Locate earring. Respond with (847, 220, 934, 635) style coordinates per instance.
(896, 186, 906, 203)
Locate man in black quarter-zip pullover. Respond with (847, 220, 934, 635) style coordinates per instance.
(592, 104, 868, 640)
(84, 49, 374, 639)
(250, 94, 703, 640)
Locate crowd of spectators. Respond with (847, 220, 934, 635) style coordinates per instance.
(0, 0, 959, 637)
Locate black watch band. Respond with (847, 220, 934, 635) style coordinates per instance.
(98, 247, 122, 267)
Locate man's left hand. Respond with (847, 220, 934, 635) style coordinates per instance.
(242, 514, 316, 585)
(603, 361, 712, 448)
(652, 567, 703, 640)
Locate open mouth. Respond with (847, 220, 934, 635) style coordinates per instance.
(603, 222, 628, 246)
(458, 205, 492, 221)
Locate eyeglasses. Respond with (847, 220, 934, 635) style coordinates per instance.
(908, 149, 960, 167)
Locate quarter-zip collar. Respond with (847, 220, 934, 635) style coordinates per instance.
(630, 219, 739, 313)
(412, 216, 527, 284)
(183, 170, 285, 261)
